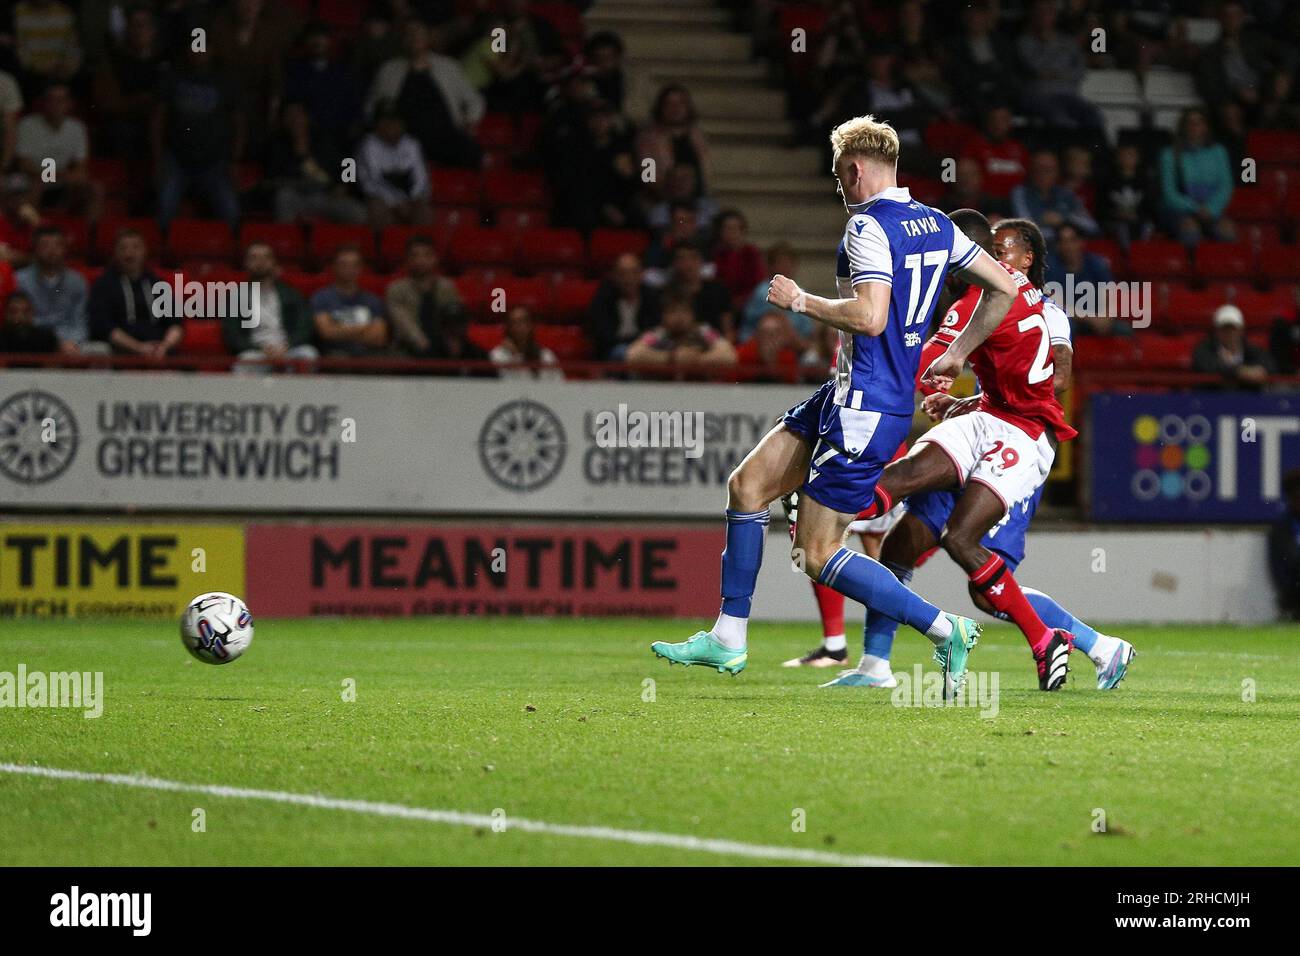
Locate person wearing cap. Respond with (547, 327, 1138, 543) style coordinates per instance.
(1191, 303, 1273, 390)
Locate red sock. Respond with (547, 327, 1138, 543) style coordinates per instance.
(813, 582, 845, 638)
(969, 554, 1052, 652)
(856, 486, 894, 521)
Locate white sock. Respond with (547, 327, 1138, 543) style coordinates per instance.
(1089, 633, 1121, 666)
(712, 613, 748, 649)
(823, 634, 847, 652)
(856, 653, 892, 677)
(925, 611, 953, 645)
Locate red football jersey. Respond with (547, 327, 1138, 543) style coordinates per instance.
(929, 264, 1076, 442)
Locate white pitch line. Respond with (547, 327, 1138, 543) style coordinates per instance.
(0, 763, 944, 867)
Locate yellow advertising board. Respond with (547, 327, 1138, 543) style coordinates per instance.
(0, 524, 245, 619)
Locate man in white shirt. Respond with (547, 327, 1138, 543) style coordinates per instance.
(15, 83, 98, 216)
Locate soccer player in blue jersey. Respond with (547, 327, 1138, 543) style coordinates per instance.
(823, 216, 1136, 692)
(650, 115, 1021, 695)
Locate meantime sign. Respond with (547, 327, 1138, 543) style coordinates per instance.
(0, 372, 807, 516)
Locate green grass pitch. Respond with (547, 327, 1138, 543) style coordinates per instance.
(2, 617, 1297, 866)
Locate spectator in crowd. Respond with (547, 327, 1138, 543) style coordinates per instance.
(1159, 107, 1235, 245)
(740, 243, 813, 344)
(587, 251, 661, 360)
(77, 0, 130, 68)
(552, 98, 639, 232)
(663, 241, 734, 338)
(1061, 144, 1097, 215)
(644, 165, 717, 236)
(427, 310, 493, 374)
(940, 157, 1009, 219)
(153, 45, 242, 231)
(1194, 1, 1297, 118)
(1267, 468, 1300, 620)
(711, 209, 765, 308)
(1011, 150, 1099, 242)
(15, 83, 98, 217)
(461, 0, 565, 112)
(944, 1, 1017, 118)
(0, 183, 40, 266)
(282, 21, 363, 151)
(1096, 142, 1158, 246)
(0, 68, 22, 174)
(1015, 0, 1102, 131)
(1044, 224, 1129, 337)
(1267, 287, 1300, 374)
(12, 0, 82, 97)
(310, 245, 389, 358)
(1191, 303, 1272, 390)
(800, 322, 839, 375)
(584, 31, 627, 112)
(366, 18, 484, 169)
(351, 6, 405, 87)
(490, 305, 562, 380)
(223, 241, 318, 372)
(960, 104, 1028, 200)
(385, 235, 466, 357)
(88, 228, 181, 356)
(0, 289, 58, 353)
(92, 5, 168, 163)
(268, 101, 367, 224)
(1256, 71, 1300, 130)
(835, 48, 930, 165)
(15, 224, 88, 352)
(894, 0, 952, 117)
(638, 84, 710, 200)
(358, 102, 432, 227)
(736, 310, 799, 382)
(644, 200, 706, 271)
(626, 294, 736, 369)
(210, 0, 303, 159)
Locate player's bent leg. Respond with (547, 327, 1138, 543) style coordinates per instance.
(1021, 588, 1136, 690)
(797, 493, 980, 699)
(856, 442, 960, 521)
(652, 425, 810, 675)
(943, 484, 1072, 690)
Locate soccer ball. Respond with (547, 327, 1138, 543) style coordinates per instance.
(180, 592, 254, 664)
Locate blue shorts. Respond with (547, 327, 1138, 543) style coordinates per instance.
(782, 380, 912, 516)
(903, 482, 1044, 571)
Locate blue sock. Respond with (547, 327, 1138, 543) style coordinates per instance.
(1024, 588, 1099, 655)
(719, 509, 770, 617)
(819, 547, 940, 635)
(862, 561, 913, 659)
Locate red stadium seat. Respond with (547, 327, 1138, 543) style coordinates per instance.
(1195, 242, 1255, 281)
(1246, 130, 1300, 165)
(309, 223, 376, 265)
(1240, 221, 1282, 251)
(88, 158, 129, 197)
(484, 169, 548, 209)
(279, 269, 332, 299)
(1072, 336, 1142, 370)
(316, 0, 363, 30)
(1232, 288, 1292, 328)
(531, 2, 585, 47)
(495, 206, 548, 232)
(496, 276, 554, 319)
(1084, 238, 1124, 276)
(429, 168, 483, 207)
(93, 217, 163, 262)
(924, 121, 978, 162)
(1138, 334, 1199, 370)
(456, 274, 502, 318)
(519, 228, 586, 272)
(241, 222, 306, 265)
(378, 225, 443, 271)
(167, 218, 236, 265)
(447, 225, 516, 270)
(180, 319, 226, 356)
(1226, 186, 1281, 223)
(466, 322, 504, 352)
(589, 228, 649, 271)
(1164, 286, 1219, 330)
(1126, 240, 1190, 281)
(536, 324, 590, 359)
(1261, 245, 1300, 283)
(550, 278, 599, 321)
(477, 113, 516, 150)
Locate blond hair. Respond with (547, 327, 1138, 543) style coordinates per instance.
(830, 115, 900, 167)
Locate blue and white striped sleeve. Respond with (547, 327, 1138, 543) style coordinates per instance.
(844, 215, 892, 287)
(948, 223, 980, 269)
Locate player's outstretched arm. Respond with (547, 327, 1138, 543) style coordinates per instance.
(767, 275, 890, 336)
(922, 249, 1016, 388)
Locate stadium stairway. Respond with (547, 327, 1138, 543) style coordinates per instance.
(586, 0, 843, 294)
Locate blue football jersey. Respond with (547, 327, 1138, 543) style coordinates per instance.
(833, 187, 979, 416)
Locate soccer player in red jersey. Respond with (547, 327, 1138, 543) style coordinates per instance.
(854, 211, 1079, 689)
